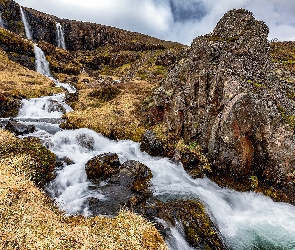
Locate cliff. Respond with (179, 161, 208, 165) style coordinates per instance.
(151, 9, 295, 203)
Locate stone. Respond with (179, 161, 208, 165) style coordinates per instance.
(85, 152, 120, 180)
(143, 200, 227, 250)
(5, 120, 35, 135)
(86, 159, 153, 215)
(140, 130, 164, 156)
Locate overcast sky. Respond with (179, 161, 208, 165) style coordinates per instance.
(14, 0, 295, 45)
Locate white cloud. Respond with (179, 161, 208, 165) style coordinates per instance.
(13, 0, 295, 44)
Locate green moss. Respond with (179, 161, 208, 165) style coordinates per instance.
(0, 135, 56, 187)
(278, 106, 295, 129)
(250, 175, 259, 189)
(287, 90, 295, 101)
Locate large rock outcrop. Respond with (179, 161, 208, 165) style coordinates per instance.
(152, 9, 295, 202)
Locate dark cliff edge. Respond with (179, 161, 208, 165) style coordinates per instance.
(151, 9, 295, 204)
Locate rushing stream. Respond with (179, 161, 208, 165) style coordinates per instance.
(10, 6, 295, 249)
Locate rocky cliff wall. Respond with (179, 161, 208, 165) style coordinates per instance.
(152, 9, 295, 203)
(0, 0, 182, 51)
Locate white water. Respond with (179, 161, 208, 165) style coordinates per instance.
(19, 123, 295, 249)
(0, 11, 4, 28)
(34, 44, 76, 93)
(20, 6, 32, 40)
(56, 22, 66, 49)
(17, 94, 72, 119)
(34, 44, 51, 76)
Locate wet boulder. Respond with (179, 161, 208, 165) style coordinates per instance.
(118, 160, 153, 193)
(140, 130, 164, 156)
(85, 152, 120, 180)
(86, 158, 153, 216)
(145, 200, 227, 250)
(47, 99, 66, 113)
(5, 120, 35, 135)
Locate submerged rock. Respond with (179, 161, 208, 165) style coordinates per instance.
(4, 120, 35, 135)
(151, 9, 295, 203)
(144, 200, 227, 249)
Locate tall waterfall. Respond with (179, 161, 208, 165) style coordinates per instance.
(0, 11, 4, 28)
(56, 22, 66, 49)
(20, 6, 32, 40)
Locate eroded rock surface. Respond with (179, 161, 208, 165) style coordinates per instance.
(152, 9, 295, 202)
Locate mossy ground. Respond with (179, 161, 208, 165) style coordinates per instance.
(61, 73, 157, 142)
(0, 129, 167, 249)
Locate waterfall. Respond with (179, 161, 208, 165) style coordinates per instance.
(17, 94, 72, 119)
(20, 6, 32, 40)
(56, 22, 66, 49)
(0, 11, 4, 28)
(33, 44, 51, 77)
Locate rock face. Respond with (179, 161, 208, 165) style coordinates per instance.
(0, 0, 181, 52)
(152, 9, 295, 202)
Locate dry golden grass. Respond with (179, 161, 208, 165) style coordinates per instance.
(0, 48, 61, 98)
(0, 130, 167, 249)
(63, 79, 156, 142)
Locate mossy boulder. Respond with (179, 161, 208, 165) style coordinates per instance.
(0, 92, 21, 117)
(145, 200, 226, 249)
(85, 152, 121, 181)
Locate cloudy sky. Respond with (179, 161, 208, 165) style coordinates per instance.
(14, 0, 295, 45)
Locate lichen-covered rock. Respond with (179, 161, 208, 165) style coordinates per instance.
(85, 152, 120, 180)
(0, 93, 21, 117)
(151, 9, 295, 203)
(140, 130, 164, 156)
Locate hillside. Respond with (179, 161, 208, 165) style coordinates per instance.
(1, 1, 295, 249)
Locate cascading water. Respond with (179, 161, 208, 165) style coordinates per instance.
(24, 126, 295, 250)
(0, 11, 4, 28)
(33, 44, 51, 77)
(20, 6, 32, 40)
(56, 22, 66, 49)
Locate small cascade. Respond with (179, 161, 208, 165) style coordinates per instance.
(33, 44, 51, 77)
(17, 94, 72, 119)
(56, 22, 66, 49)
(33, 44, 76, 93)
(20, 6, 32, 40)
(0, 11, 4, 28)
